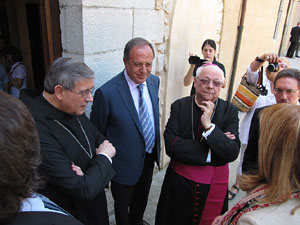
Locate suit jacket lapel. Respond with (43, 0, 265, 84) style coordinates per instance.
(147, 77, 159, 123)
(116, 72, 144, 135)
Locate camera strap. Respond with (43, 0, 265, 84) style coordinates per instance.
(257, 66, 268, 96)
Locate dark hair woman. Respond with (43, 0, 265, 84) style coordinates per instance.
(184, 39, 226, 95)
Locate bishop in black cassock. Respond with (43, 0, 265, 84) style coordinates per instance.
(155, 64, 240, 225)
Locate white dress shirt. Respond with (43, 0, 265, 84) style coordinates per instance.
(124, 70, 155, 132)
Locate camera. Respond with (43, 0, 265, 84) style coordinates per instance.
(188, 55, 206, 65)
(266, 63, 279, 72)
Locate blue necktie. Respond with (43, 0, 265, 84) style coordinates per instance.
(138, 84, 155, 153)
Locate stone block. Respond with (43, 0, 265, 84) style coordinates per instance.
(133, 9, 164, 43)
(59, 0, 82, 7)
(82, 7, 133, 53)
(82, 0, 133, 8)
(132, 0, 155, 9)
(84, 50, 124, 89)
(60, 6, 84, 54)
(81, 0, 155, 9)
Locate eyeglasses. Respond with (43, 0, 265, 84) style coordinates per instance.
(279, 63, 288, 69)
(76, 87, 95, 98)
(274, 88, 299, 96)
(197, 78, 223, 87)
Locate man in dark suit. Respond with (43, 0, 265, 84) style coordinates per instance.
(242, 68, 300, 174)
(91, 37, 160, 225)
(286, 22, 300, 58)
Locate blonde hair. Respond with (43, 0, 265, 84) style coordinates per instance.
(279, 57, 290, 68)
(239, 104, 300, 203)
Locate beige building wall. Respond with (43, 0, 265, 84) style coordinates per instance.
(218, 0, 241, 98)
(219, 0, 291, 101)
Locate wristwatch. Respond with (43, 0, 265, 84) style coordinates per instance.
(255, 56, 265, 63)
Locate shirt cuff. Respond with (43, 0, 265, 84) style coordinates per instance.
(97, 153, 112, 163)
(202, 123, 215, 139)
(247, 65, 260, 84)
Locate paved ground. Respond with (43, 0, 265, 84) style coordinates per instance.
(106, 56, 300, 225)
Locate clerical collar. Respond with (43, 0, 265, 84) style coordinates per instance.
(194, 96, 202, 108)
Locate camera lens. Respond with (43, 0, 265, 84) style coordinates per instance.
(267, 63, 279, 72)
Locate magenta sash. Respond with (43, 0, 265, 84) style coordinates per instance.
(170, 160, 229, 225)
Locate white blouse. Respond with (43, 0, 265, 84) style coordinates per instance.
(239, 66, 276, 144)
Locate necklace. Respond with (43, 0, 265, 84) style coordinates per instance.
(54, 117, 93, 159)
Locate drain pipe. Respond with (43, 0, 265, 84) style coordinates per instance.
(227, 0, 247, 101)
(278, 0, 292, 55)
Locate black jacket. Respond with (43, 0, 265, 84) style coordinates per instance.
(242, 106, 267, 174)
(290, 26, 300, 43)
(20, 89, 115, 225)
(164, 96, 240, 166)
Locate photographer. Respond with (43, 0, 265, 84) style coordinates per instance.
(183, 39, 225, 95)
(228, 53, 290, 200)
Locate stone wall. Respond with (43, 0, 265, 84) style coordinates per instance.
(59, 0, 167, 89)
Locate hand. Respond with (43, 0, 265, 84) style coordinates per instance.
(188, 52, 196, 68)
(203, 58, 212, 63)
(224, 132, 236, 140)
(199, 101, 214, 129)
(96, 140, 116, 158)
(261, 53, 279, 63)
(71, 162, 84, 176)
(211, 215, 223, 225)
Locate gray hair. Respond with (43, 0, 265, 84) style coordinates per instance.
(196, 64, 225, 82)
(123, 37, 155, 62)
(274, 68, 300, 89)
(44, 57, 94, 93)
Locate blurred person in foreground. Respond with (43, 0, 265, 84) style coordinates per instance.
(184, 39, 226, 96)
(20, 57, 116, 225)
(242, 68, 300, 175)
(213, 103, 300, 225)
(228, 53, 290, 200)
(155, 64, 240, 225)
(0, 91, 83, 225)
